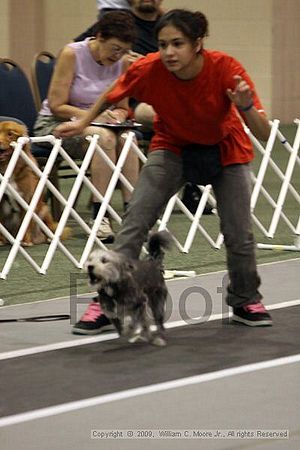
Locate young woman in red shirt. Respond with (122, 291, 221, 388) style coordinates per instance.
(57, 9, 272, 331)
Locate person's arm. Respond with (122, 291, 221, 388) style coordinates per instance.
(55, 55, 146, 138)
(47, 46, 87, 120)
(227, 75, 270, 141)
(54, 81, 128, 138)
(98, 97, 129, 123)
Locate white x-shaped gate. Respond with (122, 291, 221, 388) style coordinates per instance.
(0, 120, 299, 279)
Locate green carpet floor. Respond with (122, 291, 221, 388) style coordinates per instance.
(0, 124, 299, 305)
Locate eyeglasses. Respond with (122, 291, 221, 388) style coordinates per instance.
(108, 44, 130, 56)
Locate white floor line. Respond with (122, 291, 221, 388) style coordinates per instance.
(267, 299, 300, 310)
(0, 292, 97, 309)
(1, 257, 299, 309)
(0, 299, 299, 361)
(258, 256, 300, 267)
(1, 353, 299, 428)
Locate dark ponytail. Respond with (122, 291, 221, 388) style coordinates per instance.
(155, 9, 209, 42)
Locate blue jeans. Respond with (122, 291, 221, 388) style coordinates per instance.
(114, 150, 261, 307)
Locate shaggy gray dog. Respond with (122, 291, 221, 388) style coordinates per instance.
(85, 231, 172, 346)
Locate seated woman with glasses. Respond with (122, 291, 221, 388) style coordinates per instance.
(34, 11, 139, 242)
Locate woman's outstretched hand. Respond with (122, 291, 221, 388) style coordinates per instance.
(226, 75, 253, 110)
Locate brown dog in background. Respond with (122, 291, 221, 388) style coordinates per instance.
(0, 121, 70, 245)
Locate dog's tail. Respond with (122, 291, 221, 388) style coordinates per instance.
(147, 231, 173, 262)
(50, 222, 72, 240)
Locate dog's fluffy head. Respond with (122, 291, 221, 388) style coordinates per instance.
(0, 121, 28, 164)
(0, 120, 30, 172)
(84, 248, 133, 288)
(84, 248, 137, 326)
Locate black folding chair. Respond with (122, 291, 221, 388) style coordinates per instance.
(31, 51, 56, 110)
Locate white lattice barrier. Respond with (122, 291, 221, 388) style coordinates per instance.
(249, 119, 300, 251)
(158, 185, 219, 252)
(0, 135, 85, 279)
(166, 119, 300, 253)
(0, 133, 135, 279)
(0, 131, 187, 278)
(1, 119, 299, 278)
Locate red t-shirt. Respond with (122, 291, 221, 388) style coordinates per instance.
(106, 50, 265, 165)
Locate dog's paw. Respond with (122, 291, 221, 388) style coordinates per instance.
(21, 241, 34, 247)
(128, 333, 148, 344)
(151, 336, 167, 346)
